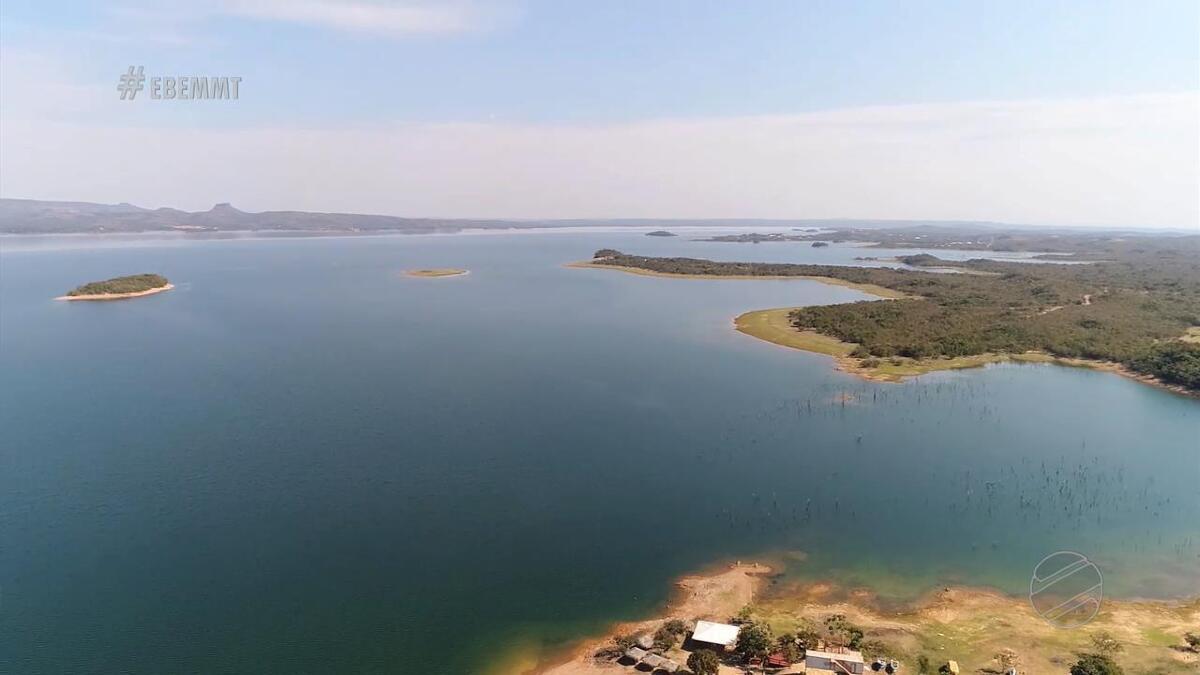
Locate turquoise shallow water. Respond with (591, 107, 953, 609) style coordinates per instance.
(1, 231, 1197, 674)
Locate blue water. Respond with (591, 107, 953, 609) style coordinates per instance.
(1, 232, 1197, 674)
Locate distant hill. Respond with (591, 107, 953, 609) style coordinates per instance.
(3, 198, 1180, 235)
(0, 199, 538, 234)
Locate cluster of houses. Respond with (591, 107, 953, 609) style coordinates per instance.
(619, 619, 868, 674)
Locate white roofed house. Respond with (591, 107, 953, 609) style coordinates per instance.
(804, 647, 865, 674)
(689, 620, 740, 651)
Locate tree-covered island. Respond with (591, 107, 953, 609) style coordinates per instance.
(61, 274, 172, 300)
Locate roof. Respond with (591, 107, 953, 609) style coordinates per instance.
(635, 634, 654, 649)
(947, 661, 960, 674)
(767, 653, 791, 667)
(805, 648, 865, 663)
(691, 620, 740, 647)
(624, 647, 648, 661)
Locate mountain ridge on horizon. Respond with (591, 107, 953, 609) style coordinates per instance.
(0, 198, 1187, 235)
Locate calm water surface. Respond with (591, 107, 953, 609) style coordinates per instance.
(1, 232, 1197, 674)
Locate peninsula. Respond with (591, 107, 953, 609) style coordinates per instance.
(574, 243, 1200, 395)
(58, 274, 173, 301)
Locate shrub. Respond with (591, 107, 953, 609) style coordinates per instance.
(687, 649, 720, 675)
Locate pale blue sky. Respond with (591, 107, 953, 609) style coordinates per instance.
(2, 1, 1197, 125)
(1, 2, 1197, 227)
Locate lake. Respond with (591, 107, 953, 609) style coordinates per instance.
(2, 230, 1197, 674)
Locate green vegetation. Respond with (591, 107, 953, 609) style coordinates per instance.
(66, 273, 169, 296)
(687, 649, 720, 675)
(823, 613, 865, 649)
(1070, 653, 1125, 675)
(653, 619, 687, 650)
(735, 622, 772, 660)
(590, 240, 1200, 392)
(775, 633, 801, 663)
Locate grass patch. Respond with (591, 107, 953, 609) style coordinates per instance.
(734, 309, 1064, 382)
(735, 308, 857, 357)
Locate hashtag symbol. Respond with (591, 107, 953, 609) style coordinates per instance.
(117, 66, 145, 100)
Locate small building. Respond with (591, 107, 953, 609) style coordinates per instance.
(766, 652, 791, 668)
(805, 647, 865, 674)
(635, 634, 655, 650)
(943, 661, 960, 675)
(624, 646, 649, 662)
(690, 620, 740, 651)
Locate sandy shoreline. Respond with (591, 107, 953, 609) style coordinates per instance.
(56, 283, 174, 301)
(564, 262, 909, 299)
(524, 562, 772, 675)
(512, 560, 1200, 675)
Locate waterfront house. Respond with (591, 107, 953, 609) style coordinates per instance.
(689, 620, 740, 651)
(804, 646, 865, 674)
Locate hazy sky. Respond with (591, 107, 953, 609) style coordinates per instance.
(1, 1, 1197, 228)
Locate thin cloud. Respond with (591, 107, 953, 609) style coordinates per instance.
(220, 0, 501, 36)
(3, 94, 1196, 228)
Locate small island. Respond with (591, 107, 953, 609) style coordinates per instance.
(403, 268, 469, 278)
(58, 274, 173, 301)
(811, 241, 829, 247)
(702, 232, 798, 243)
(645, 230, 677, 237)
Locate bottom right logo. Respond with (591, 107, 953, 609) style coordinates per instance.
(1029, 550, 1103, 628)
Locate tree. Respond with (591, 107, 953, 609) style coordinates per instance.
(916, 654, 931, 674)
(1070, 653, 1124, 675)
(735, 622, 773, 660)
(1089, 631, 1123, 656)
(794, 627, 822, 651)
(687, 649, 720, 675)
(775, 634, 800, 663)
(824, 614, 865, 649)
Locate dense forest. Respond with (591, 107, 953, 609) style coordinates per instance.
(66, 274, 170, 296)
(590, 238, 1200, 392)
